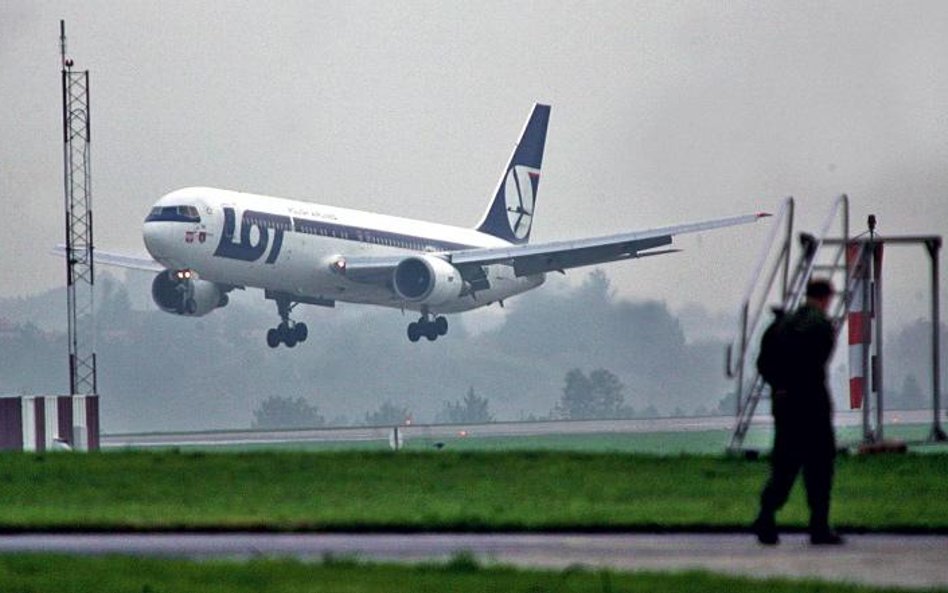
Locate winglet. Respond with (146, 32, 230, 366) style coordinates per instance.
(475, 103, 551, 245)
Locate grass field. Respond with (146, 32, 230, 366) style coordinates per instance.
(0, 450, 944, 532)
(398, 424, 942, 454)
(0, 554, 937, 593)
(147, 422, 944, 455)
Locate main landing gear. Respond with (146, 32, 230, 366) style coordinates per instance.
(407, 311, 448, 342)
(267, 297, 308, 348)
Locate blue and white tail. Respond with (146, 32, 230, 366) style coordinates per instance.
(475, 103, 550, 245)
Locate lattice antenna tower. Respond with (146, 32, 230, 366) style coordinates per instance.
(60, 20, 97, 396)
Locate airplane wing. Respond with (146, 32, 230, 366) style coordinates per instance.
(339, 212, 768, 283)
(52, 245, 164, 272)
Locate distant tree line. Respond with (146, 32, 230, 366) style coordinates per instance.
(3, 271, 942, 433)
(249, 372, 736, 430)
(436, 387, 493, 424)
(252, 396, 325, 429)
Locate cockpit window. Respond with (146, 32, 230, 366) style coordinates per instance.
(145, 205, 202, 223)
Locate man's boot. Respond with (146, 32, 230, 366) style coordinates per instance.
(810, 528, 845, 545)
(752, 513, 779, 545)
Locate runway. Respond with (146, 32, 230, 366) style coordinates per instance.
(2, 533, 945, 588)
(101, 410, 938, 449)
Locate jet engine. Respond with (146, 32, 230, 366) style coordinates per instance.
(151, 270, 228, 317)
(392, 255, 463, 306)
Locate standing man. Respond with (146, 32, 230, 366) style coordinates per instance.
(753, 278, 844, 545)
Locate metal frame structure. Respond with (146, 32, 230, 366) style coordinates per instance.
(820, 234, 945, 444)
(61, 20, 97, 402)
(725, 196, 944, 453)
(726, 195, 854, 453)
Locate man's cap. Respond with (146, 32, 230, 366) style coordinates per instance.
(806, 278, 835, 299)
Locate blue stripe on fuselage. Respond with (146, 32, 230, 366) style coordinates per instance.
(200, 206, 478, 264)
(292, 217, 473, 252)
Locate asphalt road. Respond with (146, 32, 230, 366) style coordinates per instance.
(2, 533, 945, 588)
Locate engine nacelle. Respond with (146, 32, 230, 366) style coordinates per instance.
(392, 255, 463, 306)
(151, 271, 228, 317)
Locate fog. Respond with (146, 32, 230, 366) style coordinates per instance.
(2, 2, 947, 432)
(1, 268, 941, 433)
(2, 2, 947, 333)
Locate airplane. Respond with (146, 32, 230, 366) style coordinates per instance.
(84, 104, 768, 346)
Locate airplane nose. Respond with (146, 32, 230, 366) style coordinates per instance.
(142, 211, 173, 260)
(142, 220, 163, 259)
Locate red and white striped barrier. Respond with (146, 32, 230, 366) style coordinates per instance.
(0, 395, 99, 451)
(846, 243, 883, 410)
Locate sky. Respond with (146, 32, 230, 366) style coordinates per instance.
(2, 1, 947, 333)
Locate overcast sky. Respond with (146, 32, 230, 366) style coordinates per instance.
(2, 1, 947, 332)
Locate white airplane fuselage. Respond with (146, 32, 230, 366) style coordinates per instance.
(124, 104, 761, 346)
(143, 187, 545, 314)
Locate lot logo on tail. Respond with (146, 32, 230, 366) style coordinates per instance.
(504, 165, 540, 240)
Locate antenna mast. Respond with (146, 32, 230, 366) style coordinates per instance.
(60, 19, 97, 400)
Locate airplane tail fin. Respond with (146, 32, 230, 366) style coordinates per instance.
(475, 103, 550, 245)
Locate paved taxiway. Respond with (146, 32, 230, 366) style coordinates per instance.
(2, 533, 945, 588)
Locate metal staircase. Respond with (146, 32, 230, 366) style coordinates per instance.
(725, 195, 861, 454)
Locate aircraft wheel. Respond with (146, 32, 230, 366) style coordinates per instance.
(266, 328, 281, 348)
(407, 322, 421, 342)
(294, 322, 308, 343)
(435, 316, 448, 336)
(425, 323, 438, 341)
(284, 330, 298, 348)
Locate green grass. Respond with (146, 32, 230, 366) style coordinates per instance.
(152, 423, 943, 455)
(194, 429, 736, 454)
(0, 450, 945, 532)
(0, 554, 936, 593)
(405, 424, 942, 454)
(405, 429, 738, 454)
